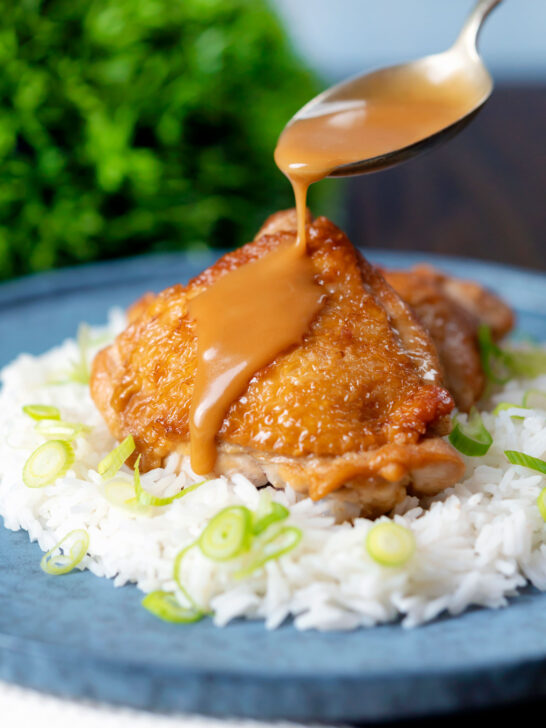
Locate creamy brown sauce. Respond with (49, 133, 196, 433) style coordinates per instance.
(275, 67, 485, 249)
(188, 64, 484, 474)
(187, 243, 323, 474)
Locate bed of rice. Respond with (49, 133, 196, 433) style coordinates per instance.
(1, 310, 546, 631)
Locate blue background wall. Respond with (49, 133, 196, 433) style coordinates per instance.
(273, 0, 544, 82)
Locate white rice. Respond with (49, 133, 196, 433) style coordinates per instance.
(1, 311, 546, 631)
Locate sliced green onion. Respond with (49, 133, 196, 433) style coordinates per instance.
(22, 404, 60, 421)
(141, 591, 203, 624)
(98, 435, 135, 480)
(173, 541, 205, 612)
(252, 502, 289, 535)
(478, 325, 546, 384)
(505, 450, 546, 475)
(35, 420, 91, 441)
(478, 325, 513, 384)
(66, 323, 92, 385)
(133, 456, 205, 506)
(22, 440, 75, 488)
(504, 349, 546, 378)
(103, 478, 152, 516)
(234, 525, 302, 578)
(198, 506, 252, 561)
(522, 389, 546, 410)
(366, 522, 415, 567)
(538, 488, 546, 521)
(492, 402, 527, 420)
(40, 529, 89, 575)
(449, 407, 493, 456)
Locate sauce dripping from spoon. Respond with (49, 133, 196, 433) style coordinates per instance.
(275, 66, 486, 250)
(188, 58, 488, 475)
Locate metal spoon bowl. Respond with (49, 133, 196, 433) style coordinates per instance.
(290, 0, 503, 178)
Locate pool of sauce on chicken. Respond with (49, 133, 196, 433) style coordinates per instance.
(188, 66, 484, 475)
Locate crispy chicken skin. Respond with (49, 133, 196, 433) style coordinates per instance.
(383, 265, 514, 411)
(91, 211, 464, 517)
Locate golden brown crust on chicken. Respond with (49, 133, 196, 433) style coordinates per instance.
(91, 211, 464, 516)
(383, 265, 514, 411)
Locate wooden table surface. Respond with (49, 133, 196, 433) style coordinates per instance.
(345, 85, 546, 271)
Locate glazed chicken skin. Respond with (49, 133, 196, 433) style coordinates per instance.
(383, 265, 514, 412)
(91, 211, 465, 517)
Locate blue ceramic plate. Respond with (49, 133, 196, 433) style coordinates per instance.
(1, 251, 546, 723)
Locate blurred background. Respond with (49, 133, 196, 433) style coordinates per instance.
(1, 0, 544, 283)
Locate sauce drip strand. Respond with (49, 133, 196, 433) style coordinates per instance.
(275, 66, 485, 249)
(188, 244, 322, 474)
(188, 64, 484, 474)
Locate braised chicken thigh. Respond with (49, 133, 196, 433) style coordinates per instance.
(384, 265, 514, 411)
(91, 211, 465, 517)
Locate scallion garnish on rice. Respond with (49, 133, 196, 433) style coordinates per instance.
(22, 440, 75, 488)
(103, 478, 151, 516)
(478, 325, 513, 384)
(522, 389, 546, 409)
(98, 435, 135, 480)
(505, 450, 546, 475)
(22, 404, 60, 421)
(168, 501, 301, 622)
(173, 542, 205, 613)
(35, 420, 91, 441)
(199, 505, 252, 561)
(479, 325, 546, 384)
(133, 456, 205, 507)
(449, 407, 493, 457)
(538, 489, 546, 521)
(40, 529, 89, 575)
(141, 591, 203, 624)
(234, 525, 302, 579)
(65, 323, 92, 385)
(252, 501, 289, 535)
(366, 522, 415, 567)
(505, 349, 546, 378)
(492, 402, 527, 420)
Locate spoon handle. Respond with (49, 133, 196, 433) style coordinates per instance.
(456, 0, 503, 52)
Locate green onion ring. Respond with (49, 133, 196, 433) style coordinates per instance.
(366, 522, 415, 567)
(198, 506, 252, 561)
(522, 389, 546, 410)
(505, 450, 546, 475)
(22, 440, 75, 488)
(103, 478, 152, 516)
(477, 325, 513, 384)
(141, 591, 204, 624)
(538, 488, 546, 521)
(478, 325, 546, 384)
(98, 435, 135, 480)
(252, 502, 289, 535)
(505, 349, 546, 378)
(449, 407, 493, 457)
(40, 529, 89, 575)
(66, 323, 92, 384)
(234, 525, 302, 579)
(537, 488, 546, 521)
(22, 404, 60, 421)
(173, 541, 207, 613)
(35, 420, 91, 441)
(492, 402, 527, 420)
(133, 457, 205, 506)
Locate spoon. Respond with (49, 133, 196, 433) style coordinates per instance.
(285, 0, 503, 178)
